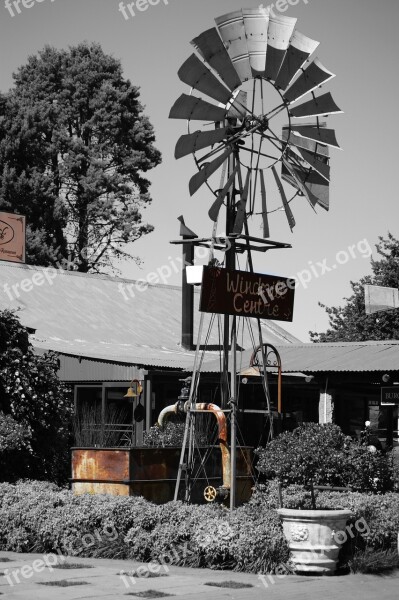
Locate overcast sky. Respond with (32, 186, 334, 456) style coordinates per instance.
(0, 0, 397, 341)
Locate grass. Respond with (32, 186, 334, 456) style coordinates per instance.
(125, 592, 172, 598)
(37, 580, 90, 587)
(205, 581, 254, 589)
(349, 548, 399, 574)
(120, 570, 168, 579)
(52, 563, 94, 570)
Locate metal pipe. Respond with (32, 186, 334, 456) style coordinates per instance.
(194, 403, 231, 490)
(157, 404, 179, 428)
(157, 401, 231, 491)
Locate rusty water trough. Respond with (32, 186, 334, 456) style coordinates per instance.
(71, 446, 254, 505)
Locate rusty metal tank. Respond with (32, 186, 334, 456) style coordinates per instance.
(71, 446, 254, 505)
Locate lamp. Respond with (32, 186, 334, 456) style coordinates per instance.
(382, 374, 390, 384)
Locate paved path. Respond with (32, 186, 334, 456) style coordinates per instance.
(0, 552, 398, 599)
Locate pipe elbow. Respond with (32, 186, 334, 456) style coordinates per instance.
(157, 403, 179, 428)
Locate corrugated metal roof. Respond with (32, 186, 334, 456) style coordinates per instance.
(204, 341, 399, 373)
(57, 355, 145, 383)
(0, 263, 300, 370)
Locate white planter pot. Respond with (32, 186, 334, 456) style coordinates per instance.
(277, 508, 353, 574)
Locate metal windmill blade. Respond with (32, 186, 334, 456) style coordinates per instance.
(175, 128, 229, 160)
(189, 148, 233, 196)
(215, 10, 253, 83)
(191, 27, 242, 91)
(265, 14, 297, 81)
(178, 54, 232, 105)
(169, 94, 228, 122)
(284, 59, 335, 103)
(272, 165, 296, 231)
(208, 166, 238, 222)
(290, 124, 341, 149)
(242, 8, 269, 77)
(233, 169, 251, 234)
(275, 31, 319, 90)
(289, 92, 342, 118)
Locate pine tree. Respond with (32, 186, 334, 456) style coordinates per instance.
(0, 43, 161, 272)
(310, 234, 399, 342)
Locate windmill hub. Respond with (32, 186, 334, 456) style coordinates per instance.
(242, 114, 269, 133)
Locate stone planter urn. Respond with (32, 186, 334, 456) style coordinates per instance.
(277, 508, 353, 574)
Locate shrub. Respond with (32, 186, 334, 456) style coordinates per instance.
(256, 423, 393, 507)
(0, 310, 73, 483)
(0, 481, 289, 574)
(143, 422, 186, 447)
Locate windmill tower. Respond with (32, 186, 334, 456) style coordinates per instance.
(169, 7, 342, 509)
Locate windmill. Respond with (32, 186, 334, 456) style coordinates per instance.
(168, 7, 342, 509)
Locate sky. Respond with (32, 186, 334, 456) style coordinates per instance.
(0, 0, 397, 341)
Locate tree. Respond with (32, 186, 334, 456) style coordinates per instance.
(0, 43, 161, 272)
(310, 233, 399, 342)
(0, 310, 73, 483)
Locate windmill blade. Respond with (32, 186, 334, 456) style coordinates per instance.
(242, 8, 269, 77)
(282, 127, 329, 157)
(191, 28, 242, 92)
(215, 11, 253, 82)
(271, 165, 296, 231)
(291, 124, 341, 149)
(169, 94, 227, 122)
(284, 59, 335, 103)
(228, 90, 248, 120)
(189, 148, 233, 196)
(233, 169, 251, 234)
(289, 92, 342, 118)
(283, 154, 330, 210)
(281, 158, 318, 211)
(264, 14, 297, 81)
(260, 170, 270, 238)
(302, 169, 330, 210)
(178, 54, 232, 105)
(208, 165, 238, 222)
(275, 31, 320, 90)
(175, 127, 228, 160)
(294, 147, 330, 182)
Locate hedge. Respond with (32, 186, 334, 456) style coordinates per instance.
(0, 481, 289, 574)
(0, 481, 397, 574)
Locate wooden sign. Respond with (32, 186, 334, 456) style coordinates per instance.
(199, 266, 295, 322)
(381, 387, 399, 406)
(0, 212, 26, 264)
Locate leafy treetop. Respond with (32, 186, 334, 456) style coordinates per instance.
(310, 234, 399, 342)
(0, 42, 162, 272)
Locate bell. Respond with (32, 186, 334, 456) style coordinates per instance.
(124, 379, 143, 399)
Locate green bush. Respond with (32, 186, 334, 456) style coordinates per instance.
(0, 310, 73, 483)
(142, 422, 186, 447)
(256, 424, 394, 502)
(0, 481, 397, 575)
(0, 481, 289, 574)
